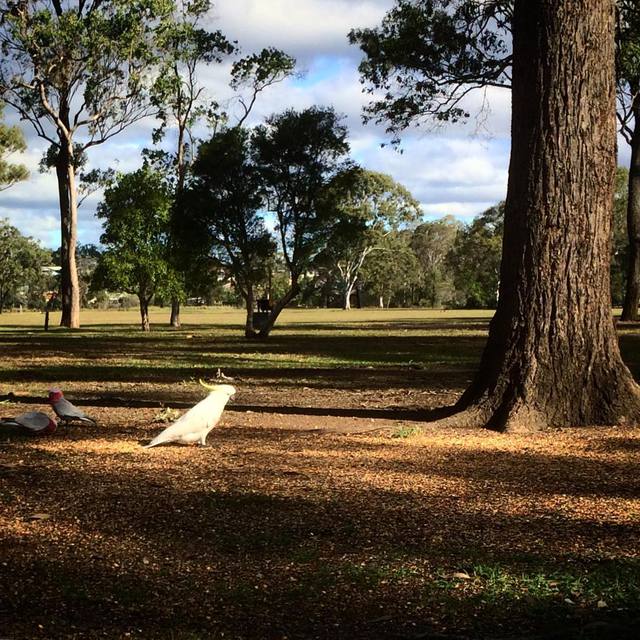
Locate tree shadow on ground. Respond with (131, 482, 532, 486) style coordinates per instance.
(2, 430, 639, 639)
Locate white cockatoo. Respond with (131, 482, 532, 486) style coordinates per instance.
(144, 381, 236, 448)
(0, 411, 57, 436)
(48, 388, 97, 426)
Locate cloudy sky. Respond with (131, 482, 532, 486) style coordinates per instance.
(2, 0, 516, 249)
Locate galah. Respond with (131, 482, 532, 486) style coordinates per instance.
(0, 411, 57, 436)
(144, 381, 236, 448)
(48, 388, 97, 426)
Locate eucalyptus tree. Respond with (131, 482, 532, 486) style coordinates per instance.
(410, 215, 461, 307)
(0, 0, 173, 328)
(0, 102, 27, 190)
(349, 0, 512, 143)
(151, 3, 295, 327)
(354, 0, 640, 431)
(252, 106, 351, 337)
(318, 167, 421, 309)
(151, 0, 234, 327)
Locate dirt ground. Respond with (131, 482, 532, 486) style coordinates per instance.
(1, 378, 640, 639)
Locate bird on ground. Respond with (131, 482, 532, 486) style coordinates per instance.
(0, 411, 57, 436)
(144, 381, 236, 448)
(48, 388, 97, 426)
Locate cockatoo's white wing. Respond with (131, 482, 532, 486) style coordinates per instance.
(144, 389, 232, 448)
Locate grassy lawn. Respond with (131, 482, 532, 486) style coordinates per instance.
(0, 307, 639, 639)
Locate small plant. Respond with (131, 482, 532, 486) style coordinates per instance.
(154, 407, 181, 423)
(392, 425, 422, 438)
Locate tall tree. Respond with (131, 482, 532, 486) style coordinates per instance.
(318, 167, 421, 309)
(617, 1, 640, 320)
(0, 102, 27, 190)
(252, 106, 351, 337)
(152, 0, 234, 328)
(351, 0, 640, 321)
(356, 0, 640, 430)
(180, 127, 276, 337)
(0, 0, 172, 328)
(96, 166, 178, 331)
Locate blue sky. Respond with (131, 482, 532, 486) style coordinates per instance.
(1, 0, 516, 249)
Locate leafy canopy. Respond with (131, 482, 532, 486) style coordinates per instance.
(96, 165, 179, 302)
(0, 102, 27, 190)
(349, 0, 512, 142)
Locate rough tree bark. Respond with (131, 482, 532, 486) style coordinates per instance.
(621, 100, 640, 321)
(55, 140, 80, 329)
(446, 0, 640, 432)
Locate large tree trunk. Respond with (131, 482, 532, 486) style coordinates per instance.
(55, 144, 80, 329)
(446, 0, 640, 432)
(620, 102, 640, 321)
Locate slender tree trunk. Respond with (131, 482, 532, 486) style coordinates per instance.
(139, 297, 151, 332)
(170, 300, 181, 327)
(343, 283, 353, 310)
(168, 122, 188, 329)
(378, 295, 384, 308)
(244, 286, 257, 338)
(56, 143, 80, 329)
(446, 0, 640, 432)
(257, 281, 301, 338)
(621, 102, 640, 321)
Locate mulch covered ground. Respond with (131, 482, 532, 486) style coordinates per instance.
(1, 381, 640, 639)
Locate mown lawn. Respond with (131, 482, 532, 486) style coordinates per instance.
(0, 307, 639, 639)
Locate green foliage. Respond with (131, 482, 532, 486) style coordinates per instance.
(181, 127, 276, 301)
(447, 203, 503, 308)
(317, 167, 422, 307)
(349, 0, 512, 142)
(0, 102, 27, 190)
(231, 47, 297, 126)
(612, 167, 630, 306)
(360, 231, 421, 307)
(253, 106, 351, 283)
(151, 0, 235, 153)
(0, 1, 173, 150)
(95, 166, 180, 310)
(0, 219, 51, 312)
(411, 215, 462, 307)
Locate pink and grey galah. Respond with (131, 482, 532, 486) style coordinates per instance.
(48, 388, 97, 426)
(144, 381, 235, 448)
(0, 411, 57, 436)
